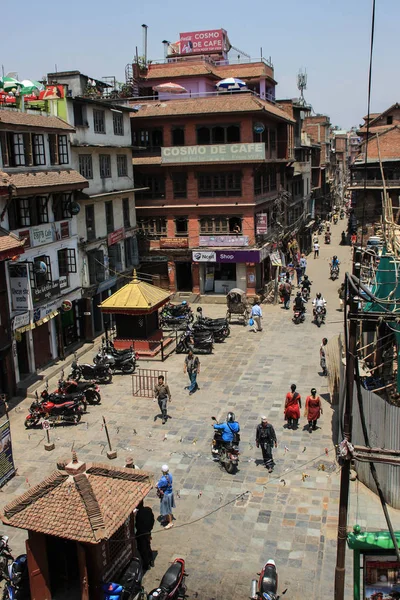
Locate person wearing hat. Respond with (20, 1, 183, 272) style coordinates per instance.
(304, 388, 323, 432)
(156, 465, 175, 529)
(255, 417, 277, 472)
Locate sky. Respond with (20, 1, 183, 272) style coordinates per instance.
(2, 0, 399, 129)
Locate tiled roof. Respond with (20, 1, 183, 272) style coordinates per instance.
(0, 171, 10, 191)
(130, 94, 295, 123)
(369, 103, 400, 126)
(2, 460, 153, 544)
(358, 124, 394, 134)
(356, 126, 400, 161)
(0, 110, 74, 131)
(6, 169, 89, 192)
(215, 63, 273, 80)
(144, 62, 218, 80)
(362, 112, 381, 121)
(0, 227, 25, 258)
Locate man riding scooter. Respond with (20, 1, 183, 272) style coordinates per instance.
(331, 255, 340, 276)
(312, 292, 327, 321)
(212, 412, 240, 454)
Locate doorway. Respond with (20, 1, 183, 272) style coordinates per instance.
(16, 333, 30, 379)
(47, 536, 80, 599)
(175, 262, 192, 291)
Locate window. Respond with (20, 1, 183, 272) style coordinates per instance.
(58, 135, 69, 164)
(113, 112, 124, 135)
(36, 196, 49, 223)
(198, 172, 242, 197)
(79, 154, 93, 179)
(196, 124, 240, 145)
(73, 104, 86, 127)
(105, 201, 114, 233)
(387, 116, 393, 125)
(172, 173, 187, 199)
(58, 248, 77, 276)
(138, 218, 167, 238)
(13, 134, 25, 166)
(117, 154, 128, 177)
(87, 249, 105, 284)
(85, 205, 96, 240)
(33, 255, 52, 288)
(93, 109, 106, 134)
(133, 128, 163, 148)
(99, 154, 111, 178)
(200, 217, 229, 234)
(7, 196, 49, 228)
(175, 217, 188, 236)
(33, 134, 46, 166)
(136, 175, 165, 200)
(122, 198, 130, 228)
(172, 127, 185, 146)
(53, 193, 72, 221)
(108, 243, 122, 272)
(254, 167, 276, 195)
(124, 237, 135, 267)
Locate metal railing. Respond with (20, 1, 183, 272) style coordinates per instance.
(350, 179, 400, 187)
(148, 55, 274, 68)
(128, 89, 276, 104)
(132, 368, 168, 397)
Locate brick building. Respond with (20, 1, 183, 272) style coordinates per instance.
(131, 93, 295, 295)
(303, 114, 334, 218)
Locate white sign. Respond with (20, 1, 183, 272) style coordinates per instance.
(31, 224, 54, 247)
(59, 276, 68, 290)
(162, 143, 265, 164)
(192, 251, 216, 262)
(13, 313, 30, 330)
(9, 264, 30, 311)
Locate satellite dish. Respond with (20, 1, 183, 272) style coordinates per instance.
(34, 261, 47, 274)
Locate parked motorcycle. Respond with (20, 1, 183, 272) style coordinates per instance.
(93, 348, 136, 374)
(56, 378, 101, 405)
(211, 417, 240, 474)
(250, 559, 286, 599)
(147, 558, 187, 600)
(160, 302, 194, 329)
(313, 305, 325, 328)
(68, 354, 112, 384)
(103, 557, 144, 600)
(40, 388, 87, 413)
(0, 537, 30, 600)
(175, 328, 213, 354)
(330, 265, 339, 280)
(192, 321, 229, 343)
(292, 307, 305, 324)
(25, 390, 84, 428)
(100, 339, 139, 362)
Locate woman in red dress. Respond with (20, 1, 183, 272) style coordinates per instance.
(305, 388, 323, 432)
(284, 383, 301, 429)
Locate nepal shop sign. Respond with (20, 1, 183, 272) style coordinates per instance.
(192, 250, 261, 263)
(161, 143, 265, 164)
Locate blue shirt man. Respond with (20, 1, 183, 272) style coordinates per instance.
(251, 304, 262, 317)
(332, 257, 340, 267)
(214, 420, 240, 442)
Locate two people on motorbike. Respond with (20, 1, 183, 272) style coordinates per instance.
(293, 291, 307, 318)
(312, 293, 327, 320)
(212, 412, 240, 453)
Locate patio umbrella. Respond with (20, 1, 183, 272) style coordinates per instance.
(216, 77, 247, 90)
(20, 79, 44, 95)
(152, 82, 188, 94)
(0, 76, 22, 91)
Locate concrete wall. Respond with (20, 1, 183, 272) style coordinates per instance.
(67, 101, 132, 149)
(71, 147, 133, 196)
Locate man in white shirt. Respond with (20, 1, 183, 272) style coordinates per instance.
(313, 241, 320, 259)
(251, 301, 263, 332)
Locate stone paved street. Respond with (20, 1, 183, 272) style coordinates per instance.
(2, 221, 400, 599)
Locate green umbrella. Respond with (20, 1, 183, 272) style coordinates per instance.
(0, 76, 22, 91)
(20, 79, 44, 95)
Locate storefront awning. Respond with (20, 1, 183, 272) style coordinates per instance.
(15, 310, 58, 334)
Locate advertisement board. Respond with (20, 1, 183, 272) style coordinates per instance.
(31, 224, 54, 247)
(199, 235, 249, 248)
(364, 555, 400, 599)
(9, 263, 31, 311)
(161, 143, 265, 164)
(0, 421, 16, 488)
(160, 238, 189, 249)
(256, 214, 268, 235)
(108, 227, 125, 246)
(32, 280, 60, 305)
(179, 29, 225, 54)
(192, 251, 217, 263)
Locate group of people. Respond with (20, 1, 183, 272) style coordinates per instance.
(284, 385, 324, 432)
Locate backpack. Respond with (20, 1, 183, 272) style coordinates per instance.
(227, 422, 240, 444)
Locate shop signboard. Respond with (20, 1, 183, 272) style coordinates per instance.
(216, 250, 260, 263)
(256, 214, 268, 235)
(179, 29, 226, 54)
(161, 143, 265, 164)
(199, 235, 249, 247)
(108, 227, 125, 246)
(0, 420, 16, 488)
(192, 251, 217, 263)
(31, 224, 54, 247)
(13, 312, 30, 330)
(39, 85, 65, 100)
(9, 263, 31, 311)
(160, 238, 189, 249)
(59, 275, 68, 290)
(33, 280, 60, 305)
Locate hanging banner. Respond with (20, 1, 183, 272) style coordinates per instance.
(9, 264, 31, 311)
(0, 420, 16, 488)
(256, 214, 268, 235)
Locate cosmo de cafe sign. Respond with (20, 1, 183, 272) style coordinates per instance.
(161, 143, 265, 164)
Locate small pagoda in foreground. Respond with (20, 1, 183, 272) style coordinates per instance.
(100, 271, 172, 356)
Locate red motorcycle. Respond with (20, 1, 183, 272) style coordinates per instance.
(251, 559, 286, 599)
(56, 379, 101, 405)
(147, 558, 187, 600)
(24, 396, 84, 428)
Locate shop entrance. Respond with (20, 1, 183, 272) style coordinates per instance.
(47, 536, 80, 599)
(176, 262, 192, 291)
(16, 332, 30, 378)
(204, 263, 237, 294)
(93, 293, 103, 334)
(33, 323, 52, 369)
(61, 306, 78, 348)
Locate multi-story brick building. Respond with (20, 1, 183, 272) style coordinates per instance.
(303, 114, 333, 218)
(331, 130, 349, 207)
(131, 93, 295, 295)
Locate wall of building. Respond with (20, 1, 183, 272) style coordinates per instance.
(72, 147, 133, 196)
(67, 102, 131, 149)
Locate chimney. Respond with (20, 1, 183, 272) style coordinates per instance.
(64, 452, 86, 475)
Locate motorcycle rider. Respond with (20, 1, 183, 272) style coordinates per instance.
(331, 255, 340, 269)
(212, 412, 240, 454)
(313, 293, 327, 320)
(293, 291, 306, 318)
(301, 274, 311, 294)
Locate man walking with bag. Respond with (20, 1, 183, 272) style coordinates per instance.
(154, 375, 171, 424)
(251, 300, 263, 332)
(184, 350, 200, 395)
(256, 416, 277, 472)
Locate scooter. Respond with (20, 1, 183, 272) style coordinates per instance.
(56, 378, 101, 405)
(0, 537, 30, 600)
(176, 328, 213, 354)
(330, 265, 339, 280)
(292, 306, 305, 324)
(93, 349, 136, 374)
(103, 557, 144, 600)
(211, 417, 240, 474)
(250, 559, 286, 599)
(147, 558, 187, 600)
(24, 393, 84, 428)
(68, 353, 113, 384)
(313, 305, 326, 328)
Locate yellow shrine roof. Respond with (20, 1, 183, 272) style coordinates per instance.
(100, 271, 171, 313)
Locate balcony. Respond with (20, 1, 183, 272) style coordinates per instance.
(349, 179, 400, 189)
(293, 161, 311, 175)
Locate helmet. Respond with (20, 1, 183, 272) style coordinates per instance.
(303, 275, 308, 280)
(181, 300, 187, 305)
(316, 293, 322, 299)
(196, 307, 202, 313)
(333, 255, 337, 260)
(227, 412, 235, 422)
(297, 291, 301, 297)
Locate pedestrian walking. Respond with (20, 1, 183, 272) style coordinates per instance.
(284, 383, 302, 429)
(135, 500, 155, 569)
(304, 388, 323, 432)
(282, 280, 292, 309)
(299, 254, 307, 277)
(320, 338, 328, 376)
(295, 264, 303, 287)
(184, 350, 200, 395)
(251, 300, 263, 332)
(156, 465, 175, 529)
(256, 417, 277, 472)
(313, 240, 320, 259)
(154, 375, 171, 424)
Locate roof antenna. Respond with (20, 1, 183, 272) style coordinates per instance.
(297, 68, 307, 106)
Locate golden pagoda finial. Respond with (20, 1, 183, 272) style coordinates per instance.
(132, 269, 139, 283)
